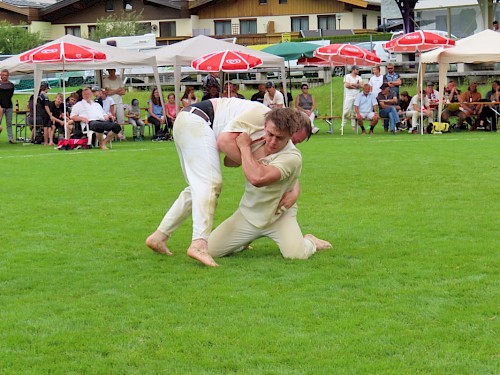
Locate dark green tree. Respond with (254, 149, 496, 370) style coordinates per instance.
(89, 11, 149, 42)
(0, 21, 45, 54)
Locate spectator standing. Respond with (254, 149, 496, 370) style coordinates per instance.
(295, 83, 319, 134)
(102, 68, 126, 136)
(369, 66, 384, 96)
(383, 63, 402, 98)
(202, 72, 220, 97)
(0, 69, 16, 144)
(250, 84, 266, 103)
(126, 98, 146, 141)
(263, 81, 284, 109)
(342, 66, 363, 131)
(354, 83, 379, 135)
(147, 87, 166, 138)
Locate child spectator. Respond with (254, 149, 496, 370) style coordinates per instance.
(126, 98, 145, 141)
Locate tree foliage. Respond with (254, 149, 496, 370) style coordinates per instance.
(0, 21, 45, 54)
(89, 11, 150, 42)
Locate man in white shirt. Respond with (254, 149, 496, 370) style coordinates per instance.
(207, 108, 331, 260)
(263, 81, 284, 109)
(70, 87, 122, 150)
(369, 66, 384, 97)
(342, 66, 363, 131)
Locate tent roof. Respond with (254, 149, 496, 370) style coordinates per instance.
(420, 29, 500, 64)
(0, 34, 159, 74)
(147, 35, 285, 69)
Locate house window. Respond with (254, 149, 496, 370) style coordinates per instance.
(362, 14, 368, 29)
(65, 26, 81, 37)
(159, 21, 176, 37)
(291, 16, 309, 32)
(279, 0, 287, 4)
(214, 20, 231, 35)
(259, 0, 267, 5)
(240, 19, 257, 34)
(318, 15, 336, 30)
(123, 0, 132, 11)
(88, 25, 97, 38)
(105, 0, 114, 12)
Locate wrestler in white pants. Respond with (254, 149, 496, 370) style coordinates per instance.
(157, 111, 222, 241)
(208, 206, 316, 259)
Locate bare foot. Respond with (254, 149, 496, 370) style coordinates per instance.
(146, 231, 172, 255)
(304, 234, 332, 251)
(187, 240, 218, 267)
(100, 145, 109, 150)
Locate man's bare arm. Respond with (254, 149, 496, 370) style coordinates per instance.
(237, 133, 281, 187)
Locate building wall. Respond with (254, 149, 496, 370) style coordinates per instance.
(195, 0, 345, 19)
(0, 10, 28, 25)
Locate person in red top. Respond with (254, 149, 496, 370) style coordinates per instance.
(164, 93, 178, 138)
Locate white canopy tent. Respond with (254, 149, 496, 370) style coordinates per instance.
(0, 34, 163, 128)
(146, 35, 288, 108)
(420, 29, 500, 119)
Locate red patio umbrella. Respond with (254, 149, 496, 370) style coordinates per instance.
(384, 31, 455, 134)
(191, 50, 263, 72)
(313, 44, 381, 133)
(383, 31, 455, 53)
(191, 50, 263, 97)
(20, 42, 107, 138)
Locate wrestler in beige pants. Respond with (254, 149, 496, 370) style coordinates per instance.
(208, 206, 316, 259)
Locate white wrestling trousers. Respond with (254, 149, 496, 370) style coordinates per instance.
(157, 112, 222, 241)
(342, 95, 357, 127)
(207, 207, 316, 259)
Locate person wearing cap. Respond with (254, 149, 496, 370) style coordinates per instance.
(91, 86, 103, 107)
(145, 98, 312, 267)
(377, 82, 401, 133)
(263, 81, 284, 109)
(342, 66, 363, 131)
(70, 87, 123, 150)
(102, 68, 126, 136)
(354, 83, 379, 135)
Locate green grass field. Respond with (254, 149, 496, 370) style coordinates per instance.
(0, 115, 498, 373)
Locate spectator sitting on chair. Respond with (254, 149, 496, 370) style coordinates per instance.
(164, 93, 177, 136)
(377, 83, 401, 133)
(126, 98, 146, 141)
(147, 87, 166, 137)
(295, 83, 319, 134)
(263, 81, 284, 109)
(250, 84, 266, 104)
(101, 89, 116, 122)
(406, 89, 432, 134)
(478, 80, 500, 131)
(181, 86, 198, 108)
(70, 87, 123, 150)
(231, 83, 245, 99)
(441, 80, 462, 126)
(50, 93, 74, 140)
(397, 91, 412, 128)
(461, 82, 483, 131)
(425, 82, 440, 103)
(354, 83, 379, 135)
